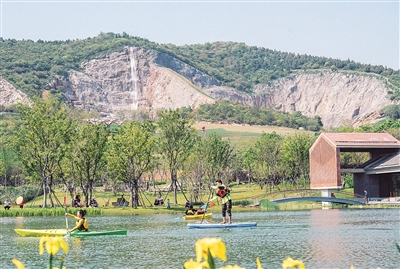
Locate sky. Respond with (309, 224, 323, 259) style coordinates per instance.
(0, 0, 399, 70)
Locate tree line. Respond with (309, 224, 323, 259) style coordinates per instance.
(193, 101, 323, 131)
(0, 96, 319, 207)
(1, 96, 399, 208)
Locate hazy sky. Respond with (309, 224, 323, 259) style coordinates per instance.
(1, 0, 399, 69)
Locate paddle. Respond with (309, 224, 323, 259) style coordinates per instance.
(201, 187, 214, 224)
(64, 196, 69, 237)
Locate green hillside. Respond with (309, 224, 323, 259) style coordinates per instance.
(1, 32, 399, 99)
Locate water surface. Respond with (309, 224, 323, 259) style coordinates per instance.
(0, 208, 398, 268)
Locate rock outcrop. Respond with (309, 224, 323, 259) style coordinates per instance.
(0, 78, 30, 107)
(64, 47, 216, 116)
(250, 72, 394, 128)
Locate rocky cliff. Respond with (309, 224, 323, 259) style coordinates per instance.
(0, 78, 30, 107)
(64, 47, 217, 115)
(2, 46, 396, 128)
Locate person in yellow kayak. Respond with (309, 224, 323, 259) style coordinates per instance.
(65, 209, 88, 233)
(209, 179, 232, 224)
(185, 204, 195, 215)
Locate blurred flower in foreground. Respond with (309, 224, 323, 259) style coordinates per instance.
(184, 258, 209, 269)
(282, 257, 306, 269)
(39, 237, 69, 256)
(12, 258, 25, 269)
(256, 258, 264, 269)
(196, 238, 227, 262)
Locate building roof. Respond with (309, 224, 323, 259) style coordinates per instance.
(363, 152, 400, 174)
(321, 133, 400, 149)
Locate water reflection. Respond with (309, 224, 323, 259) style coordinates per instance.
(307, 209, 345, 267)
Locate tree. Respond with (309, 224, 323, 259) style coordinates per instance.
(70, 122, 109, 207)
(281, 132, 316, 188)
(107, 121, 157, 208)
(157, 109, 197, 205)
(199, 133, 235, 185)
(244, 132, 284, 190)
(10, 96, 77, 207)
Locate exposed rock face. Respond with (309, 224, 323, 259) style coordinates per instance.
(64, 47, 217, 115)
(2, 46, 396, 128)
(0, 78, 30, 107)
(63, 47, 394, 128)
(250, 72, 395, 128)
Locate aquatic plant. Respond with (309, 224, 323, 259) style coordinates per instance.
(12, 236, 68, 269)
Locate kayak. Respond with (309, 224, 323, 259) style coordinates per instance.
(14, 229, 127, 237)
(187, 222, 257, 229)
(182, 213, 212, 220)
(15, 229, 66, 237)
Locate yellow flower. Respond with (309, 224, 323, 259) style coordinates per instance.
(12, 258, 25, 269)
(52, 267, 67, 269)
(184, 258, 209, 269)
(196, 238, 227, 262)
(219, 265, 245, 269)
(39, 237, 69, 256)
(256, 258, 264, 269)
(282, 257, 306, 269)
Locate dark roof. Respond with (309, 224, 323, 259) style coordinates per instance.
(321, 133, 400, 149)
(363, 152, 400, 174)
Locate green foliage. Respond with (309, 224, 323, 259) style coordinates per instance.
(195, 133, 236, 184)
(281, 132, 316, 184)
(0, 186, 43, 205)
(0, 207, 103, 217)
(330, 118, 400, 140)
(380, 104, 400, 120)
(341, 173, 354, 188)
(157, 109, 197, 203)
(259, 199, 280, 210)
(107, 121, 157, 207)
(194, 101, 323, 131)
(1, 33, 398, 99)
(243, 132, 284, 184)
(71, 122, 109, 207)
(9, 96, 77, 207)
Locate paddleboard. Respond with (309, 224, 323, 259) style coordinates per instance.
(14, 228, 127, 237)
(182, 213, 213, 220)
(187, 222, 257, 229)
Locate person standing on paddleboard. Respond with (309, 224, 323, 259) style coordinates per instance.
(209, 179, 232, 224)
(65, 209, 88, 233)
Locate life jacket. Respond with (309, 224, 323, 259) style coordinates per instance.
(77, 218, 89, 231)
(186, 209, 195, 215)
(216, 186, 230, 198)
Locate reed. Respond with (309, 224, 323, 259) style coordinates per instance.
(0, 207, 103, 217)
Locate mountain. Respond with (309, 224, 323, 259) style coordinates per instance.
(0, 33, 399, 128)
(60, 46, 392, 128)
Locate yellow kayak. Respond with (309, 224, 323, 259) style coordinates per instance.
(14, 229, 66, 237)
(182, 213, 212, 220)
(14, 229, 127, 237)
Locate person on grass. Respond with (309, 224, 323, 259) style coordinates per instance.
(4, 199, 11, 210)
(209, 179, 232, 224)
(65, 209, 88, 233)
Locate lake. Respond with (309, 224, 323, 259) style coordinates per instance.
(0, 208, 398, 268)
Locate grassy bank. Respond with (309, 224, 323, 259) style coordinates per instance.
(4, 182, 396, 217)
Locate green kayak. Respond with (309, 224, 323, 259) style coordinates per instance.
(14, 228, 127, 237)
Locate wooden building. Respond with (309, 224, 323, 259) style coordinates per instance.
(309, 133, 400, 200)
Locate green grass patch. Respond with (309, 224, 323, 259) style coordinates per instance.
(0, 207, 103, 217)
